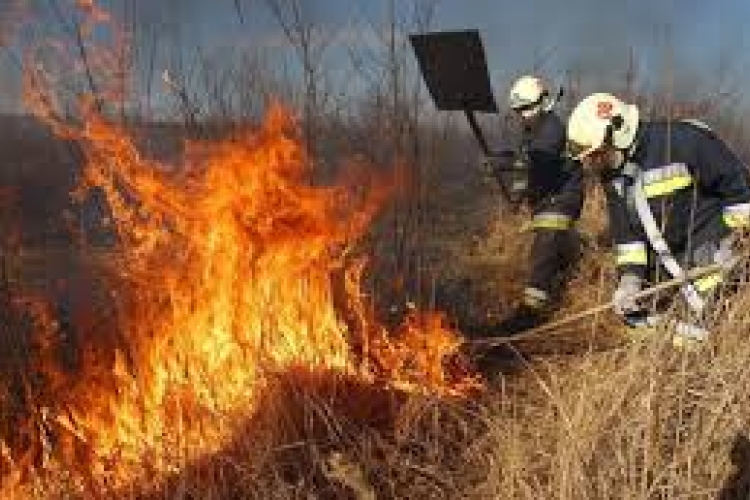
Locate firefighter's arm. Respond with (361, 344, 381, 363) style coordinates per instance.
(603, 180, 650, 281)
(694, 126, 750, 230)
(602, 179, 650, 320)
(530, 158, 583, 231)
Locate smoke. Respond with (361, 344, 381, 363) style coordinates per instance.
(0, 0, 27, 113)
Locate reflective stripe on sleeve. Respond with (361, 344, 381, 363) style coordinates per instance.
(616, 242, 648, 266)
(532, 212, 572, 230)
(642, 163, 694, 198)
(723, 202, 750, 228)
(694, 272, 723, 293)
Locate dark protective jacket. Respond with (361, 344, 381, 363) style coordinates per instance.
(602, 119, 750, 282)
(521, 111, 584, 229)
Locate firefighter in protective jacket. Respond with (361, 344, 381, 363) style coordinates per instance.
(567, 92, 750, 342)
(482, 75, 584, 336)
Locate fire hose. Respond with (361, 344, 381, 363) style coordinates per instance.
(467, 260, 738, 350)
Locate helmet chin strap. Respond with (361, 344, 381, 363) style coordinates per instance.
(603, 114, 636, 169)
(520, 104, 542, 119)
(541, 86, 564, 112)
(610, 149, 626, 170)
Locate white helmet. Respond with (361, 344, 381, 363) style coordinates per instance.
(508, 75, 548, 118)
(567, 93, 640, 160)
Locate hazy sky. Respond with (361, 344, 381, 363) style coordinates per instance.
(1, 0, 749, 113)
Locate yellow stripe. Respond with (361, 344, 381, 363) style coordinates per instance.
(723, 212, 750, 228)
(532, 214, 572, 230)
(523, 287, 549, 308)
(694, 272, 723, 293)
(522, 295, 547, 308)
(643, 176, 693, 198)
(616, 249, 648, 266)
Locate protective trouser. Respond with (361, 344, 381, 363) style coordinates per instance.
(523, 225, 581, 309)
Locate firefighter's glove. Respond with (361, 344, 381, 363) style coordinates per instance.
(714, 235, 737, 270)
(612, 273, 644, 318)
(479, 157, 496, 179)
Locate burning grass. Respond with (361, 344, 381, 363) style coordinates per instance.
(0, 102, 480, 496)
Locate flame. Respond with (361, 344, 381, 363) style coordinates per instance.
(1, 1, 481, 493)
(0, 102, 480, 492)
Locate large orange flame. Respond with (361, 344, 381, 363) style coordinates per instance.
(0, 102, 480, 492)
(0, 2, 481, 493)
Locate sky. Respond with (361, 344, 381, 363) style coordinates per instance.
(1, 0, 749, 114)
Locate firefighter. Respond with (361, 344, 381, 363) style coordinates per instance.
(566, 92, 750, 342)
(477, 75, 584, 337)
